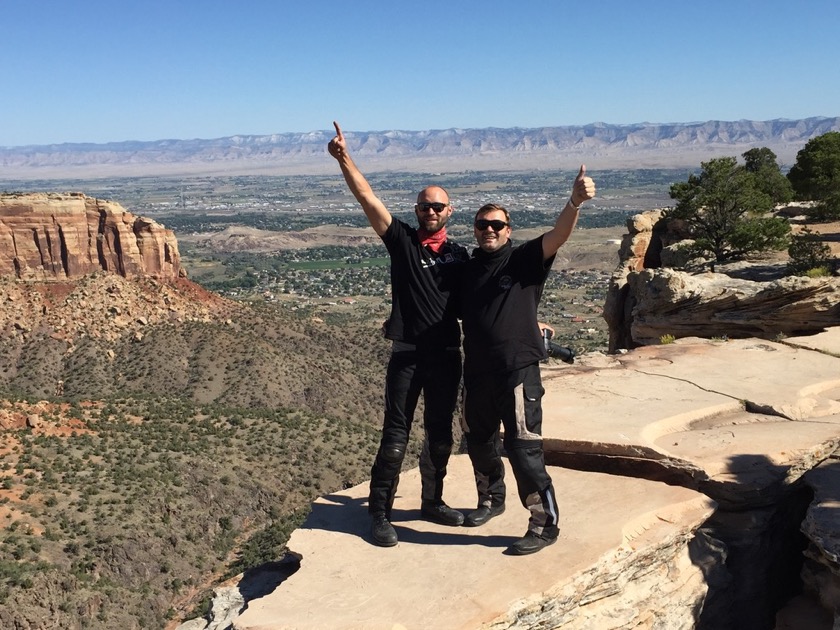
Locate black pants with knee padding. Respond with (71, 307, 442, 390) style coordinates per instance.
(368, 342, 461, 517)
(462, 363, 559, 538)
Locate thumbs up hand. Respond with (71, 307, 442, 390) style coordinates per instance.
(571, 164, 596, 207)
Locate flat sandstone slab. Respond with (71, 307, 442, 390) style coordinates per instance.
(540, 337, 840, 475)
(234, 455, 714, 630)
(612, 337, 840, 420)
(784, 326, 840, 356)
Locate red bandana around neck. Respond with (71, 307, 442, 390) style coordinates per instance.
(418, 227, 447, 254)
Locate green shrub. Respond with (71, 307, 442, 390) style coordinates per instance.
(787, 227, 834, 276)
(805, 266, 832, 278)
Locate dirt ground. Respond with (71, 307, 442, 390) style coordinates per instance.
(793, 220, 840, 256)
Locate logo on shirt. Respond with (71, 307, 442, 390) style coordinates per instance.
(498, 275, 513, 290)
(422, 253, 456, 268)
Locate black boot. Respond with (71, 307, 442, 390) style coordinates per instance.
(464, 503, 505, 527)
(421, 501, 464, 526)
(509, 530, 556, 555)
(370, 514, 398, 547)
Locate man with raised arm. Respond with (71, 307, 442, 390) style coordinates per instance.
(328, 121, 469, 547)
(459, 166, 596, 555)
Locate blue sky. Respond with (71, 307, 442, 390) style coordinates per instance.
(3, 0, 838, 147)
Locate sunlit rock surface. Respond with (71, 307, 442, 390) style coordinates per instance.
(183, 330, 840, 630)
(233, 457, 715, 630)
(0, 192, 181, 280)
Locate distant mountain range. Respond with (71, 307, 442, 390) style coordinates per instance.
(2, 117, 839, 179)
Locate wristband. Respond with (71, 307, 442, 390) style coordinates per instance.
(568, 198, 580, 211)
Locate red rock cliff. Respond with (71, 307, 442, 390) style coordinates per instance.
(0, 192, 182, 280)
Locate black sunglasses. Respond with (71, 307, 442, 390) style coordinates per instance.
(474, 219, 509, 231)
(416, 202, 448, 213)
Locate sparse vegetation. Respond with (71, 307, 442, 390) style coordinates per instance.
(0, 391, 387, 627)
(0, 281, 394, 628)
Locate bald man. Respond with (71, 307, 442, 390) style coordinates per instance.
(329, 122, 469, 547)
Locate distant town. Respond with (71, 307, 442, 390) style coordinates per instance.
(3, 168, 687, 353)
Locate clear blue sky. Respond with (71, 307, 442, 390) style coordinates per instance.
(3, 0, 838, 147)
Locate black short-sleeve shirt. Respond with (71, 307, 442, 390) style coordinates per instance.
(459, 236, 554, 375)
(381, 219, 468, 347)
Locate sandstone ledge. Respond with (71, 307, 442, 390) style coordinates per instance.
(234, 457, 716, 630)
(186, 330, 840, 629)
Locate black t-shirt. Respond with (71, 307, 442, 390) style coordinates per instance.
(381, 219, 469, 347)
(459, 236, 554, 375)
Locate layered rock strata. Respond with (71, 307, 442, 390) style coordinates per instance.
(540, 334, 840, 629)
(0, 192, 181, 281)
(603, 208, 840, 350)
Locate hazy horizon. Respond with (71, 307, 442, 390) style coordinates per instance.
(2, 115, 838, 150)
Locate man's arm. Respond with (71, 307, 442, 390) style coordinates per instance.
(328, 121, 392, 236)
(541, 165, 596, 260)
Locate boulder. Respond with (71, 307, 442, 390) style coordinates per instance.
(612, 268, 840, 348)
(602, 208, 840, 351)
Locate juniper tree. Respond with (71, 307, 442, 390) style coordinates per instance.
(668, 155, 790, 262)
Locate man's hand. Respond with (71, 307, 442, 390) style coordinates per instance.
(541, 164, 596, 259)
(327, 120, 392, 236)
(571, 165, 596, 207)
(328, 121, 347, 160)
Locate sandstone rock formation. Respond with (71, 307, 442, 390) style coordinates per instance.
(0, 192, 182, 281)
(608, 268, 840, 348)
(179, 330, 840, 630)
(603, 208, 840, 350)
(235, 459, 717, 630)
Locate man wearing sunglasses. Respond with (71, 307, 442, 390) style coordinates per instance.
(328, 121, 469, 547)
(459, 166, 596, 555)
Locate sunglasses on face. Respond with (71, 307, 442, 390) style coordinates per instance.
(474, 219, 509, 231)
(416, 202, 448, 213)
